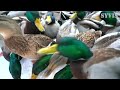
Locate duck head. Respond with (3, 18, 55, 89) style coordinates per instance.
(37, 37, 93, 61)
(69, 11, 86, 20)
(45, 11, 55, 25)
(25, 11, 45, 32)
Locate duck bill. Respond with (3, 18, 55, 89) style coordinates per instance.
(37, 44, 58, 54)
(45, 16, 52, 24)
(35, 18, 45, 32)
(69, 12, 77, 20)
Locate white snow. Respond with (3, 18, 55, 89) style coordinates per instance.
(0, 48, 13, 79)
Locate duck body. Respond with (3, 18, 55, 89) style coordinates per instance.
(42, 19, 60, 39)
(82, 47, 120, 79)
(32, 54, 53, 79)
(4, 34, 52, 60)
(9, 53, 22, 79)
(36, 53, 68, 79)
(56, 19, 79, 42)
(37, 35, 120, 79)
(41, 11, 60, 38)
(80, 32, 120, 79)
(0, 16, 52, 60)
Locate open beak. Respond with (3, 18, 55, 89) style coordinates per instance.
(35, 18, 45, 32)
(69, 12, 77, 20)
(45, 16, 52, 24)
(37, 44, 58, 54)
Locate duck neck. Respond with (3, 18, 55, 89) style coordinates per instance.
(72, 17, 80, 24)
(69, 60, 88, 79)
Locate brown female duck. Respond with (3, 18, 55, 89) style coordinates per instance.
(0, 16, 52, 61)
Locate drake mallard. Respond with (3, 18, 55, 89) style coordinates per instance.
(37, 37, 93, 79)
(36, 53, 69, 79)
(23, 11, 45, 34)
(69, 11, 90, 32)
(41, 11, 60, 39)
(37, 37, 93, 61)
(0, 16, 52, 61)
(81, 11, 118, 34)
(37, 36, 120, 79)
(31, 54, 53, 79)
(9, 53, 22, 79)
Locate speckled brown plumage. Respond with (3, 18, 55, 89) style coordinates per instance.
(76, 30, 102, 48)
(4, 34, 52, 60)
(0, 16, 53, 60)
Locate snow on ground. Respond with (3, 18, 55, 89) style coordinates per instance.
(0, 48, 33, 79)
(0, 48, 13, 79)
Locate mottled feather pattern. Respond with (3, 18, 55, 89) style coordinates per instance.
(43, 53, 68, 76)
(83, 48, 120, 70)
(4, 34, 52, 59)
(5, 35, 29, 56)
(75, 30, 102, 48)
(93, 33, 120, 49)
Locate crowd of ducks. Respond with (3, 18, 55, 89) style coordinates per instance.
(0, 11, 120, 79)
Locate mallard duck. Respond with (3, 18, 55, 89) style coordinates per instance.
(7, 11, 45, 35)
(75, 29, 102, 48)
(31, 54, 53, 79)
(9, 53, 22, 79)
(37, 36, 120, 79)
(22, 11, 45, 34)
(69, 11, 91, 32)
(41, 11, 60, 39)
(0, 16, 52, 61)
(37, 37, 93, 79)
(92, 32, 120, 50)
(56, 19, 80, 42)
(1, 12, 44, 61)
(57, 22, 102, 48)
(36, 53, 69, 79)
(81, 11, 118, 34)
(37, 37, 93, 61)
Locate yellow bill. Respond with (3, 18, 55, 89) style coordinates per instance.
(45, 16, 52, 24)
(37, 44, 58, 54)
(35, 18, 45, 32)
(69, 12, 77, 19)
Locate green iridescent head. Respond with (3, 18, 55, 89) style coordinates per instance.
(70, 11, 86, 20)
(25, 11, 45, 32)
(37, 37, 93, 61)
